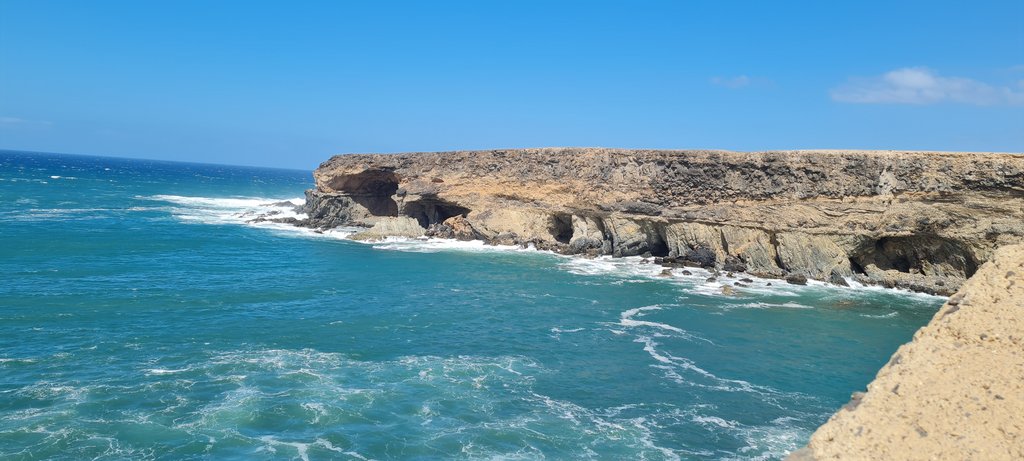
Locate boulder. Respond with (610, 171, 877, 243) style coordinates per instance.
(442, 216, 481, 241)
(424, 222, 455, 239)
(785, 274, 808, 285)
(682, 245, 717, 268)
(722, 255, 748, 273)
(829, 268, 850, 287)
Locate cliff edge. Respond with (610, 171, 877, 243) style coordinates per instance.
(789, 244, 1024, 460)
(296, 148, 1024, 295)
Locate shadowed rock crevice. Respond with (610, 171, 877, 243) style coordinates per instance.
(606, 218, 670, 257)
(327, 168, 400, 217)
(852, 235, 979, 279)
(402, 197, 470, 228)
(549, 213, 574, 244)
(650, 222, 670, 257)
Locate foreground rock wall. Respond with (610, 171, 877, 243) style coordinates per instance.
(789, 244, 1024, 460)
(301, 148, 1024, 295)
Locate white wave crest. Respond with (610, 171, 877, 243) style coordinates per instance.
(371, 237, 532, 254)
(138, 194, 307, 227)
(138, 194, 944, 304)
(734, 302, 813, 310)
(618, 305, 713, 344)
(860, 311, 898, 319)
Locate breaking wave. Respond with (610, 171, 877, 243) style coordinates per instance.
(135, 193, 945, 302)
(4, 347, 767, 460)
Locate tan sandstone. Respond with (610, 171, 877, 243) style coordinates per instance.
(790, 244, 1024, 460)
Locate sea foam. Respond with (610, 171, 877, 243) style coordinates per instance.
(142, 193, 948, 306)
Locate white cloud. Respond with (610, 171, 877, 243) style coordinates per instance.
(831, 67, 1024, 106)
(0, 116, 53, 127)
(710, 75, 752, 89)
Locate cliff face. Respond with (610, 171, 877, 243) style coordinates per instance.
(302, 148, 1024, 295)
(789, 244, 1024, 460)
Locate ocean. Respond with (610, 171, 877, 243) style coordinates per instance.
(0, 150, 944, 460)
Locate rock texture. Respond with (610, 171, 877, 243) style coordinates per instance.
(301, 148, 1024, 294)
(790, 244, 1024, 460)
(350, 216, 425, 241)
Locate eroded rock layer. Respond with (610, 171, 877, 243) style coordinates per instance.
(790, 244, 1024, 460)
(302, 148, 1024, 295)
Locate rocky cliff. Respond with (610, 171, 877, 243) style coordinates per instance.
(299, 148, 1024, 295)
(788, 244, 1023, 460)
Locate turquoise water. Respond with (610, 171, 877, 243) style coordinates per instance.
(0, 150, 944, 460)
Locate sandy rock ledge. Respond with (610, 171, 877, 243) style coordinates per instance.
(789, 244, 1024, 460)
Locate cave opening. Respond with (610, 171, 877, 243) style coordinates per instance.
(875, 238, 913, 272)
(403, 198, 471, 228)
(649, 222, 670, 257)
(648, 239, 670, 257)
(550, 214, 574, 244)
(849, 257, 867, 275)
(852, 235, 978, 278)
(328, 169, 400, 216)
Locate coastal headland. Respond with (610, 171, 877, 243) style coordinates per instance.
(293, 148, 1024, 296)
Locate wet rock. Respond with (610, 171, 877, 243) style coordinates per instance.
(829, 268, 851, 287)
(786, 274, 809, 285)
(722, 255, 747, 273)
(490, 232, 520, 246)
(569, 237, 605, 253)
(263, 200, 301, 209)
(442, 216, 481, 241)
(682, 245, 717, 268)
(425, 222, 455, 239)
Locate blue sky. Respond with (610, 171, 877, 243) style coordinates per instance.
(1, 1, 1022, 169)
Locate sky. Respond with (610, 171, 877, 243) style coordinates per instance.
(1, 1, 1022, 169)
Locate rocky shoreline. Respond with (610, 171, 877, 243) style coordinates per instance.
(275, 148, 1023, 296)
(788, 244, 1023, 460)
